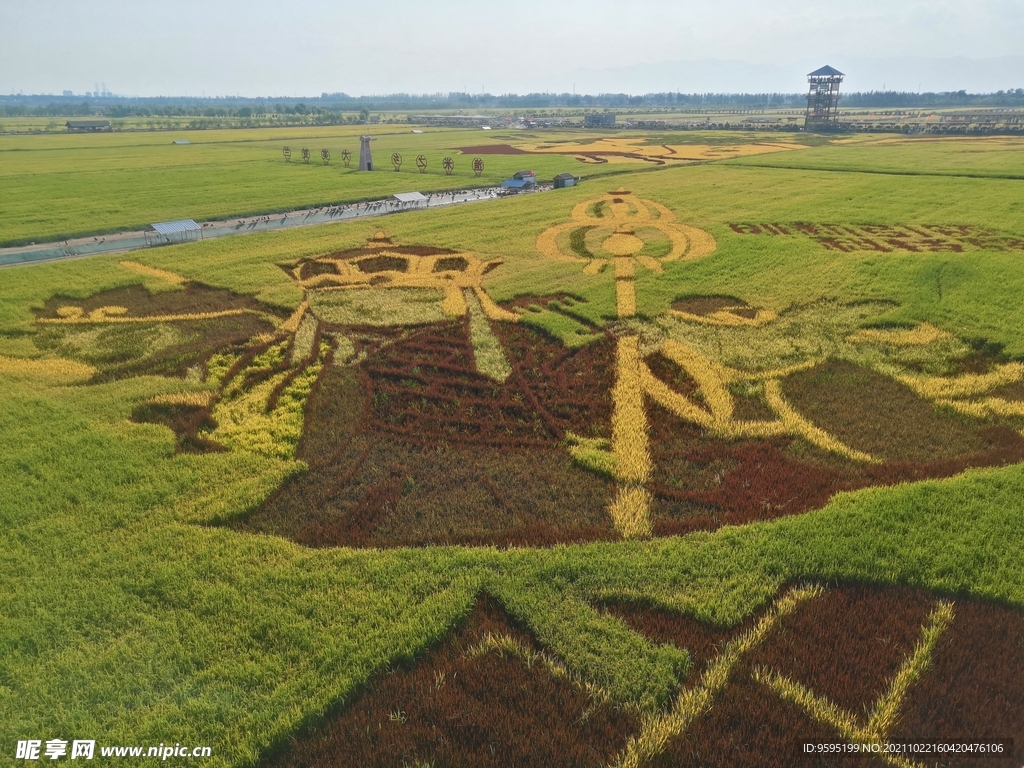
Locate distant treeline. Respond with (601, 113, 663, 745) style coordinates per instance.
(2, 89, 1024, 117)
(840, 89, 1024, 108)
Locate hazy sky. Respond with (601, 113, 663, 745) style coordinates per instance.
(2, 0, 1023, 96)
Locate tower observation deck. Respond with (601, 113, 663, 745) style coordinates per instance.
(805, 65, 844, 129)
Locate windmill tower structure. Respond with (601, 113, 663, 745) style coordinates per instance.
(804, 65, 844, 129)
(358, 135, 374, 171)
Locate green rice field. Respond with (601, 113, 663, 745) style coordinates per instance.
(2, 128, 1023, 766)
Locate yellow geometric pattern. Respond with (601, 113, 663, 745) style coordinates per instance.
(536, 189, 716, 319)
(892, 361, 1024, 421)
(0, 354, 97, 384)
(847, 322, 951, 347)
(39, 306, 258, 325)
(754, 600, 954, 768)
(608, 336, 654, 539)
(601, 335, 877, 539)
(537, 195, 908, 539)
(668, 305, 778, 327)
(294, 242, 518, 323)
(612, 584, 824, 768)
(610, 589, 951, 768)
(118, 260, 189, 286)
(518, 137, 806, 164)
(535, 193, 1024, 540)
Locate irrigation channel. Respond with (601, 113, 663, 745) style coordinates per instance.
(0, 185, 549, 268)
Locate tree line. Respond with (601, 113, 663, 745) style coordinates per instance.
(3, 89, 1024, 118)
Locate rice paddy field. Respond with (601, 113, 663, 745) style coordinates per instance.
(2, 128, 1023, 766)
(0, 124, 816, 247)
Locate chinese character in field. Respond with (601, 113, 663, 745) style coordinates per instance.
(70, 741, 95, 760)
(17, 741, 42, 760)
(44, 740, 68, 760)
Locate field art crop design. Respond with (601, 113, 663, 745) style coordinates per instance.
(729, 222, 1024, 254)
(4, 159, 1024, 767)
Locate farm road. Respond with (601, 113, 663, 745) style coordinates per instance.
(0, 186, 538, 268)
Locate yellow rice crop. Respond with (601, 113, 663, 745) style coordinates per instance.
(520, 138, 803, 163)
(279, 301, 308, 333)
(609, 336, 653, 538)
(535, 224, 586, 263)
(119, 260, 188, 286)
(207, 342, 326, 460)
(870, 601, 953, 736)
(667, 308, 777, 327)
(616, 280, 637, 318)
(535, 192, 715, 266)
(299, 273, 352, 289)
(764, 379, 878, 463)
(659, 341, 734, 422)
(754, 669, 865, 753)
(672, 222, 717, 260)
(754, 600, 952, 768)
(441, 286, 467, 317)
(634, 341, 868, 459)
(149, 391, 216, 407)
(941, 397, 1024, 419)
(605, 233, 644, 257)
(639, 342, 787, 438)
(53, 306, 129, 322)
(294, 247, 517, 324)
(634, 255, 664, 274)
(467, 633, 615, 706)
(639, 367, 714, 428)
(473, 287, 520, 322)
(614, 584, 821, 768)
(0, 355, 96, 383)
(612, 337, 651, 485)
(847, 322, 951, 346)
(89, 306, 128, 320)
(39, 309, 250, 325)
(897, 362, 1024, 400)
(609, 487, 653, 539)
(614, 256, 636, 279)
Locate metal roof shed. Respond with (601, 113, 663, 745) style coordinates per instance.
(392, 192, 427, 203)
(66, 120, 112, 132)
(145, 219, 203, 246)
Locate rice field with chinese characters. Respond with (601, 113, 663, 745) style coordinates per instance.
(2, 130, 1024, 767)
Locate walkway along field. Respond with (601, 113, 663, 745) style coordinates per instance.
(0, 186, 528, 267)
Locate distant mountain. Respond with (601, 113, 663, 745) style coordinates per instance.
(558, 56, 1024, 95)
